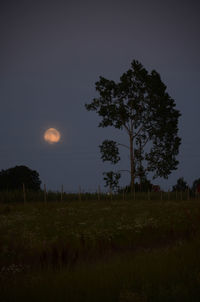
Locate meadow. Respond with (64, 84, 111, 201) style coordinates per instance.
(0, 193, 200, 301)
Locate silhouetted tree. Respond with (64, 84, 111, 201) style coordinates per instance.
(192, 178, 200, 193)
(172, 177, 189, 192)
(119, 178, 153, 193)
(103, 171, 121, 192)
(0, 165, 41, 191)
(85, 60, 181, 192)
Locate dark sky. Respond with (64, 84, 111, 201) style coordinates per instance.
(1, 0, 200, 192)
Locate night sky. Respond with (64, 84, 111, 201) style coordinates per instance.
(1, 0, 200, 192)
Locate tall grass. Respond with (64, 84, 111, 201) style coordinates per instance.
(1, 199, 200, 301)
(1, 238, 200, 301)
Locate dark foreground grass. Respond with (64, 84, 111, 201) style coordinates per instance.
(1, 238, 200, 302)
(1, 199, 200, 301)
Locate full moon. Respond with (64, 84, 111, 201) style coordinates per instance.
(44, 128, 61, 144)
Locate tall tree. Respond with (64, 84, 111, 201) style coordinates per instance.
(85, 60, 181, 191)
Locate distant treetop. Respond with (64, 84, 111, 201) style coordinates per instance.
(0, 165, 41, 191)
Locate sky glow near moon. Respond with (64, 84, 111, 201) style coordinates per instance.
(44, 128, 61, 144)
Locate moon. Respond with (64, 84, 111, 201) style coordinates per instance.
(44, 128, 61, 144)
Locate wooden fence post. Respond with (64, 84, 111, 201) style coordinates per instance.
(98, 185, 101, 201)
(44, 184, 47, 203)
(110, 188, 112, 200)
(123, 189, 125, 201)
(23, 183, 26, 204)
(79, 186, 82, 201)
(187, 188, 190, 201)
(61, 184, 63, 201)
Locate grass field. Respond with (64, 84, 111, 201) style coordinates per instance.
(1, 198, 200, 301)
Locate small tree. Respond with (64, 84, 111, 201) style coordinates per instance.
(119, 178, 152, 193)
(172, 177, 189, 192)
(192, 178, 200, 193)
(103, 171, 121, 192)
(85, 60, 181, 192)
(0, 165, 41, 191)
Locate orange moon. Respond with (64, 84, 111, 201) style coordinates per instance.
(44, 128, 61, 144)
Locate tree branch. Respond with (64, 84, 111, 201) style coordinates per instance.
(141, 137, 149, 149)
(118, 143, 129, 149)
(118, 169, 131, 174)
(123, 122, 130, 133)
(133, 126, 143, 138)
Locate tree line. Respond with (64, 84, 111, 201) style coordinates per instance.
(172, 177, 200, 194)
(0, 165, 199, 196)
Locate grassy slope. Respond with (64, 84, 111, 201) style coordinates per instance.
(0, 199, 200, 301)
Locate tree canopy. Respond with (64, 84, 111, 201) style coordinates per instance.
(172, 177, 189, 192)
(0, 165, 41, 191)
(192, 178, 200, 193)
(85, 60, 181, 191)
(103, 171, 121, 192)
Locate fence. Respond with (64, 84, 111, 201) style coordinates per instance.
(0, 184, 200, 203)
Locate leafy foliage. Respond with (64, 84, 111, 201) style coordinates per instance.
(119, 178, 153, 193)
(85, 60, 181, 189)
(172, 177, 189, 192)
(99, 140, 120, 164)
(192, 178, 200, 192)
(0, 165, 41, 191)
(103, 171, 121, 191)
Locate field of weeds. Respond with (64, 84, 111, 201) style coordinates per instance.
(1, 199, 200, 301)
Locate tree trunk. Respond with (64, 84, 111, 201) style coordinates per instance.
(129, 133, 135, 193)
(139, 139, 142, 186)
